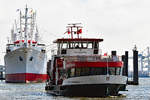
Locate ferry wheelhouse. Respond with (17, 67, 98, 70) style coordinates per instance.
(45, 23, 127, 97)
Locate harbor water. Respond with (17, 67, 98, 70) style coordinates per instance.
(0, 78, 149, 100)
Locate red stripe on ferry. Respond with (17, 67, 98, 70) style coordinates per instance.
(66, 61, 123, 68)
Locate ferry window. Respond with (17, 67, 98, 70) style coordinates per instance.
(62, 43, 67, 49)
(90, 67, 107, 75)
(81, 43, 87, 49)
(68, 43, 74, 49)
(67, 69, 71, 77)
(29, 56, 33, 61)
(59, 69, 66, 77)
(88, 43, 93, 49)
(80, 67, 89, 76)
(109, 67, 116, 75)
(75, 68, 81, 77)
(70, 68, 75, 77)
(19, 56, 23, 61)
(94, 42, 98, 49)
(116, 68, 121, 75)
(75, 43, 80, 48)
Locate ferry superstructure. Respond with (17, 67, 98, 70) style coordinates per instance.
(4, 6, 48, 83)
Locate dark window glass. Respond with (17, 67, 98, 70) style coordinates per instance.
(90, 67, 107, 75)
(67, 69, 71, 78)
(75, 68, 81, 77)
(80, 67, 89, 76)
(109, 67, 116, 75)
(116, 68, 121, 75)
(67, 67, 114, 78)
(19, 56, 23, 61)
(29, 57, 33, 61)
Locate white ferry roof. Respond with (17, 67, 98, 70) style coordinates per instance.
(53, 38, 103, 43)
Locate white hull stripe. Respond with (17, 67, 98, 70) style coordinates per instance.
(62, 75, 127, 86)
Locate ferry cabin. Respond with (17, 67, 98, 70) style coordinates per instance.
(50, 38, 123, 86)
(54, 38, 103, 56)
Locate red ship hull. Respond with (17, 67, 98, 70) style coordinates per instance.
(6, 73, 48, 83)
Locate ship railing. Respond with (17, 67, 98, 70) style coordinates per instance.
(63, 55, 122, 62)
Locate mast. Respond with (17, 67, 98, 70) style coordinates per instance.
(19, 10, 22, 40)
(11, 25, 15, 42)
(30, 10, 35, 46)
(24, 5, 28, 46)
(35, 25, 39, 42)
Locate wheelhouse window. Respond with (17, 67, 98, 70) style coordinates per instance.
(68, 43, 74, 49)
(62, 43, 67, 49)
(59, 42, 96, 49)
(87, 43, 93, 49)
(94, 42, 98, 49)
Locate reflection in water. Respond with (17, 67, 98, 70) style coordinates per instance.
(0, 78, 149, 100)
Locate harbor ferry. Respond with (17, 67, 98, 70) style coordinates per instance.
(4, 6, 47, 83)
(45, 23, 127, 97)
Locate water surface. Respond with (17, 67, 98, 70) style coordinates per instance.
(0, 78, 149, 100)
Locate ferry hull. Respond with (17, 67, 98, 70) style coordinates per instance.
(46, 75, 127, 97)
(4, 47, 48, 83)
(46, 84, 125, 97)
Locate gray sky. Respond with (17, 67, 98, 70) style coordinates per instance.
(0, 0, 150, 65)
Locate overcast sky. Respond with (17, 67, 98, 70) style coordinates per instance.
(0, 0, 150, 65)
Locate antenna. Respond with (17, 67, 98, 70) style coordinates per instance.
(66, 23, 82, 39)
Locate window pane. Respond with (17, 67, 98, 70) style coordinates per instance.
(116, 68, 121, 75)
(82, 43, 87, 48)
(70, 68, 75, 77)
(80, 67, 89, 76)
(67, 69, 71, 78)
(88, 43, 93, 48)
(75, 68, 81, 77)
(62, 43, 67, 49)
(68, 43, 74, 49)
(90, 67, 106, 75)
(94, 42, 98, 49)
(109, 67, 116, 75)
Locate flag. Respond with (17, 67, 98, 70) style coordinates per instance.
(104, 53, 107, 56)
(77, 29, 82, 34)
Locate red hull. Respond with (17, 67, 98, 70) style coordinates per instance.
(6, 73, 48, 83)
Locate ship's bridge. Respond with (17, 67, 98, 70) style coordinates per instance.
(53, 38, 103, 56)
